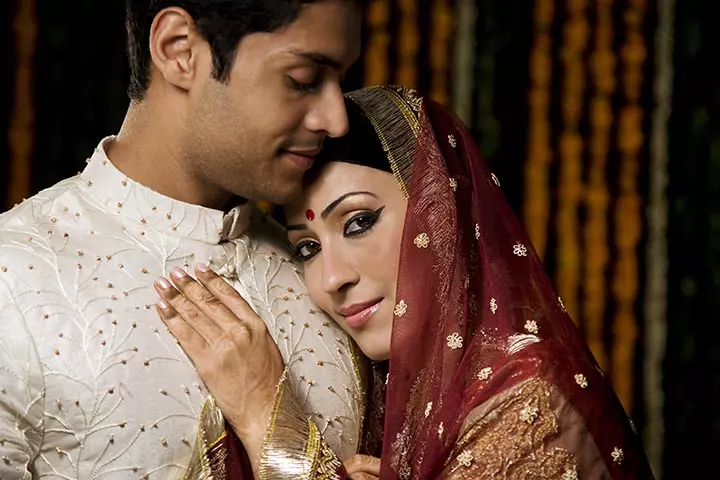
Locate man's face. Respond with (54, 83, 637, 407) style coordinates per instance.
(183, 0, 362, 204)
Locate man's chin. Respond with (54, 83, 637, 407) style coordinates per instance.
(256, 181, 303, 206)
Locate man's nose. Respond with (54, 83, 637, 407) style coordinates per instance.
(305, 84, 349, 138)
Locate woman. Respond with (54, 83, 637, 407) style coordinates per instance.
(156, 85, 654, 479)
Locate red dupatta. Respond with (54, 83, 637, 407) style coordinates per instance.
(344, 86, 653, 479)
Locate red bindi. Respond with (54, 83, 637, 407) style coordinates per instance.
(305, 209, 315, 221)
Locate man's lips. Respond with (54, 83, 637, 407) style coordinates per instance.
(284, 148, 322, 158)
(281, 148, 321, 170)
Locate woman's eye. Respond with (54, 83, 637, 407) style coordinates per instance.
(294, 240, 321, 261)
(343, 207, 384, 237)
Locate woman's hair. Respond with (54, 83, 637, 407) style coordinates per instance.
(274, 98, 393, 225)
(308, 98, 393, 182)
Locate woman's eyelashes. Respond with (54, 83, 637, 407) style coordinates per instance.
(293, 207, 386, 262)
(294, 240, 321, 262)
(343, 207, 385, 237)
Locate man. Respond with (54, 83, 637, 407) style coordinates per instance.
(0, 1, 364, 478)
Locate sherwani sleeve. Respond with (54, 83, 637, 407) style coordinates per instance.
(0, 279, 45, 479)
(257, 370, 346, 480)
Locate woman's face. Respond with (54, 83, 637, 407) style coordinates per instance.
(284, 161, 407, 360)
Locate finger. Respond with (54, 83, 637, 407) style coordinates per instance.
(156, 274, 225, 343)
(343, 455, 381, 476)
(348, 474, 378, 480)
(169, 267, 233, 316)
(194, 264, 264, 332)
(168, 267, 253, 338)
(155, 300, 208, 356)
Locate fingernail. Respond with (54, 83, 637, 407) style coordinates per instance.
(157, 299, 169, 309)
(171, 267, 187, 279)
(196, 264, 209, 273)
(156, 278, 171, 290)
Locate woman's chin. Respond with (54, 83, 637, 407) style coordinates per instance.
(360, 346, 390, 362)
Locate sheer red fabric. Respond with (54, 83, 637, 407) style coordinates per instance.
(376, 93, 653, 479)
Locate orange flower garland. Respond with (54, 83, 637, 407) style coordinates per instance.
(523, 0, 555, 260)
(397, 0, 419, 88)
(7, 0, 37, 208)
(584, 0, 616, 371)
(556, 0, 589, 321)
(430, 0, 453, 105)
(364, 0, 391, 86)
(612, 0, 647, 411)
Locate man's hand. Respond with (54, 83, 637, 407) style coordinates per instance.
(154, 265, 285, 469)
(344, 454, 381, 479)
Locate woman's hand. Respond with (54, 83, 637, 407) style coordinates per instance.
(154, 265, 284, 467)
(344, 454, 381, 479)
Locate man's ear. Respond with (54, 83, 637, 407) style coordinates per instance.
(148, 7, 207, 92)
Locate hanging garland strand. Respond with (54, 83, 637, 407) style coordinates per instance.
(584, 0, 616, 371)
(452, 0, 477, 124)
(612, 0, 647, 412)
(556, 0, 589, 321)
(397, 0, 419, 87)
(364, 0, 391, 86)
(7, 0, 37, 209)
(430, 0, 453, 105)
(523, 0, 555, 260)
(644, 0, 674, 472)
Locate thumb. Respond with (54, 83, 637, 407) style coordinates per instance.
(348, 474, 378, 480)
(344, 454, 381, 476)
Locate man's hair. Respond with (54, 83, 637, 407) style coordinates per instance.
(125, 0, 361, 100)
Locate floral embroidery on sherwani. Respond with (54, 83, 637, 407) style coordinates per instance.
(0, 137, 362, 480)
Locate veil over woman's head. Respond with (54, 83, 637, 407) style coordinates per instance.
(319, 85, 651, 479)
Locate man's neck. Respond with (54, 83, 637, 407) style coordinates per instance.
(109, 102, 232, 210)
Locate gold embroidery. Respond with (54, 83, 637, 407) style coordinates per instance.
(425, 402, 433, 418)
(414, 233, 430, 248)
(446, 332, 463, 350)
(316, 438, 344, 479)
(525, 320, 539, 334)
(456, 450, 474, 468)
(444, 378, 577, 479)
(258, 370, 344, 479)
(611, 447, 624, 464)
(394, 300, 408, 317)
(574, 373, 589, 389)
(477, 367, 493, 380)
(345, 86, 422, 198)
(490, 298, 498, 314)
(562, 467, 579, 480)
(474, 223, 481, 239)
(519, 401, 539, 424)
(386, 85, 424, 116)
(448, 134, 457, 148)
(449, 177, 458, 191)
(513, 243, 529, 256)
(491, 173, 501, 186)
(183, 395, 228, 480)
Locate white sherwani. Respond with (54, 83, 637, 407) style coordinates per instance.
(0, 138, 363, 479)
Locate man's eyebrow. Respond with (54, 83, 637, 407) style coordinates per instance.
(288, 49, 343, 70)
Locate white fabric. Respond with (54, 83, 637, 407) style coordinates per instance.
(0, 138, 363, 479)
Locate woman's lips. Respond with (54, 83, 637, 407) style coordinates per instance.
(339, 299, 383, 329)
